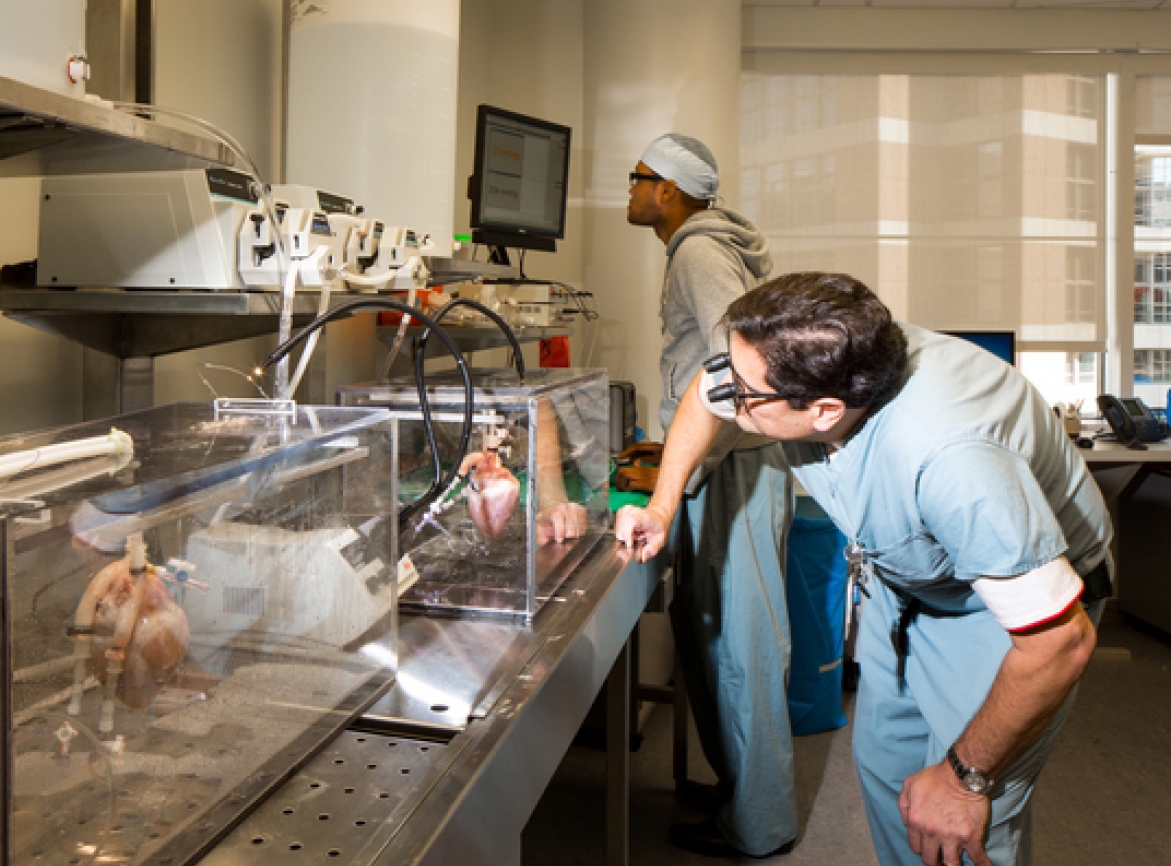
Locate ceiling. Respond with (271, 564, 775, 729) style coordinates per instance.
(744, 1, 1169, 8)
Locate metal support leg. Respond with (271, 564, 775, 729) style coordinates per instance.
(672, 652, 689, 789)
(629, 620, 641, 745)
(606, 640, 630, 866)
(117, 356, 154, 412)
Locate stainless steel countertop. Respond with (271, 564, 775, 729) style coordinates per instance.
(200, 539, 657, 866)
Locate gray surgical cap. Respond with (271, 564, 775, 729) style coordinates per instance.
(639, 134, 719, 203)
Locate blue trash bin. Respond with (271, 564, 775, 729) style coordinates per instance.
(785, 502, 849, 735)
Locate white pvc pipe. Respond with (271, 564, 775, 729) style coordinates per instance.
(0, 454, 131, 504)
(0, 429, 133, 481)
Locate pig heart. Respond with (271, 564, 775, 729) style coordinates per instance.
(468, 464, 520, 540)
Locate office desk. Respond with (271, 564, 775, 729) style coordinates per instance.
(1081, 439, 1171, 633)
(1081, 439, 1171, 505)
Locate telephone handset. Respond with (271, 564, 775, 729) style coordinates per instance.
(1097, 395, 1169, 449)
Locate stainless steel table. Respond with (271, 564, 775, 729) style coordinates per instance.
(198, 540, 659, 866)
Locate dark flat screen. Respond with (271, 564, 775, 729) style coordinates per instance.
(470, 105, 571, 241)
(942, 331, 1016, 366)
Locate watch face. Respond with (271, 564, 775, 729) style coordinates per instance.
(962, 770, 990, 795)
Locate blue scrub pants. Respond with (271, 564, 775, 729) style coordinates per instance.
(670, 445, 797, 856)
(853, 578, 1103, 866)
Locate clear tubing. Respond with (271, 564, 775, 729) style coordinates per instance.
(273, 259, 301, 399)
(108, 101, 293, 393)
(287, 271, 334, 397)
(338, 265, 393, 290)
(199, 364, 269, 399)
(99, 655, 121, 734)
(0, 429, 133, 481)
(377, 287, 417, 382)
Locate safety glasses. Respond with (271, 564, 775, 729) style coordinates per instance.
(703, 352, 787, 415)
(628, 171, 663, 188)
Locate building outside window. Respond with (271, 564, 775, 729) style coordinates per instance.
(1134, 138, 1171, 407)
(1134, 253, 1171, 324)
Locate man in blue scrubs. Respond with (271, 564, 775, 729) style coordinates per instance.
(616, 272, 1109, 866)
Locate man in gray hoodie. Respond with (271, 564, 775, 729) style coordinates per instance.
(627, 134, 797, 858)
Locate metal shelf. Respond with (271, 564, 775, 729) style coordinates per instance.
(0, 288, 362, 357)
(423, 256, 519, 284)
(0, 73, 233, 176)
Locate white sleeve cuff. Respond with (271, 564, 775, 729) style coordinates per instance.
(697, 368, 738, 422)
(972, 558, 1084, 633)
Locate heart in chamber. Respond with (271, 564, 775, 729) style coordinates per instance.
(465, 451, 520, 541)
(80, 557, 190, 710)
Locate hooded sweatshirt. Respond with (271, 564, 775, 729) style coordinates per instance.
(659, 207, 776, 492)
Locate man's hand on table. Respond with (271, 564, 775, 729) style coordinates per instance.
(536, 501, 589, 545)
(614, 504, 673, 563)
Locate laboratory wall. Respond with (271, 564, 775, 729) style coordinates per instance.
(454, 0, 585, 372)
(581, 0, 742, 443)
(150, 0, 291, 405)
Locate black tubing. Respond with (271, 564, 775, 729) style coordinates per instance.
(264, 298, 475, 529)
(417, 297, 526, 382)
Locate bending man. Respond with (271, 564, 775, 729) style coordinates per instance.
(616, 272, 1109, 866)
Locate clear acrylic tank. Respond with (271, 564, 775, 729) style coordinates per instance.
(339, 369, 611, 621)
(0, 402, 399, 866)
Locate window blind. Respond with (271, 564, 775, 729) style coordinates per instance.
(740, 72, 1106, 349)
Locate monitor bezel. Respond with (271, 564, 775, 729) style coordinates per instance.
(468, 104, 573, 250)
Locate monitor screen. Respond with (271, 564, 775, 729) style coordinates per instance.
(942, 330, 1016, 366)
(469, 105, 571, 250)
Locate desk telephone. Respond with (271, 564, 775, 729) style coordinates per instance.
(1097, 395, 1170, 448)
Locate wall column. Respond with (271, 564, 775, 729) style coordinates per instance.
(582, 0, 741, 441)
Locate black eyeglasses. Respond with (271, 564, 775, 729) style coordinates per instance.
(628, 171, 663, 187)
(704, 352, 787, 414)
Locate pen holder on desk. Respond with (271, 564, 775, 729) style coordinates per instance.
(1054, 403, 1082, 438)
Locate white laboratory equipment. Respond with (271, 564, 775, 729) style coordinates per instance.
(37, 168, 258, 290)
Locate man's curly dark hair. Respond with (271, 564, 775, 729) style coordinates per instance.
(722, 272, 908, 411)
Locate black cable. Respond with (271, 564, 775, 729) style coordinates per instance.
(417, 297, 526, 381)
(412, 340, 444, 512)
(263, 298, 475, 529)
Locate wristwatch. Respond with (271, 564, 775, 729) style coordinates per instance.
(946, 745, 992, 796)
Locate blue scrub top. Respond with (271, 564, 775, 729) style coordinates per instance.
(783, 324, 1111, 613)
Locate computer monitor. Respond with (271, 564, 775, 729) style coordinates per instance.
(942, 330, 1016, 366)
(468, 104, 571, 258)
